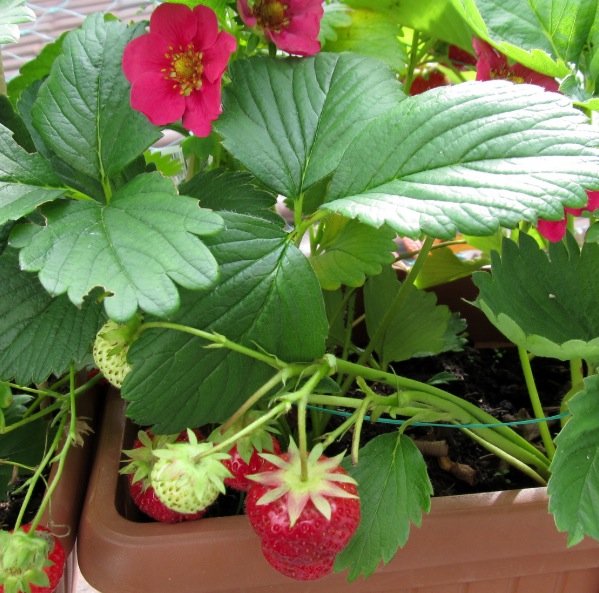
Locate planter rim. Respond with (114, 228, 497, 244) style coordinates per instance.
(78, 388, 599, 593)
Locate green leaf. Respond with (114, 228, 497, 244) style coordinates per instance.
(10, 173, 223, 322)
(31, 14, 161, 182)
(0, 416, 47, 501)
(0, 95, 34, 152)
(216, 53, 405, 200)
(323, 8, 406, 71)
(122, 212, 328, 432)
(325, 81, 599, 239)
(179, 169, 280, 225)
(0, 0, 35, 44)
(548, 376, 599, 545)
(310, 216, 396, 290)
(0, 123, 67, 225)
(365, 267, 465, 366)
(6, 34, 65, 106)
(0, 248, 105, 383)
(345, 0, 474, 50)
(414, 246, 489, 289)
(451, 0, 594, 77)
(336, 432, 432, 579)
(319, 2, 352, 43)
(474, 234, 599, 361)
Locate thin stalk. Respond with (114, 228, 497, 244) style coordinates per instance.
(341, 235, 435, 392)
(517, 346, 556, 459)
(402, 30, 421, 94)
(297, 395, 309, 481)
(334, 358, 551, 474)
(219, 369, 289, 434)
(461, 428, 547, 486)
(140, 322, 286, 371)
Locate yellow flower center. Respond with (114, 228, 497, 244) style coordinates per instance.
(255, 0, 289, 32)
(163, 44, 204, 97)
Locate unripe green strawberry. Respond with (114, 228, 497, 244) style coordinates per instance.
(150, 431, 232, 514)
(92, 317, 140, 388)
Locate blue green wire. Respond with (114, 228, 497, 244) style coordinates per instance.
(306, 405, 569, 429)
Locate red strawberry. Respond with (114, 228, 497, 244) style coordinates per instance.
(409, 70, 448, 95)
(210, 414, 282, 492)
(224, 434, 281, 492)
(260, 543, 334, 581)
(121, 429, 206, 523)
(245, 441, 360, 580)
(0, 524, 66, 593)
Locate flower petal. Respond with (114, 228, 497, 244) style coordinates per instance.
(182, 81, 223, 136)
(236, 0, 257, 26)
(271, 29, 321, 56)
(537, 217, 567, 242)
(190, 5, 219, 51)
(130, 71, 186, 126)
(202, 31, 237, 84)
(586, 190, 599, 211)
(511, 64, 558, 91)
(149, 3, 197, 47)
(122, 34, 170, 83)
(473, 38, 507, 81)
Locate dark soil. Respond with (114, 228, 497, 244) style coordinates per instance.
(119, 344, 571, 522)
(0, 477, 46, 530)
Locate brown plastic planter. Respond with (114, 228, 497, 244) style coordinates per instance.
(78, 389, 599, 593)
(42, 385, 103, 593)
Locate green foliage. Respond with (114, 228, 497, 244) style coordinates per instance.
(216, 53, 405, 199)
(0, 0, 35, 44)
(549, 376, 599, 545)
(30, 15, 161, 182)
(336, 432, 433, 579)
(364, 267, 466, 367)
(325, 81, 599, 238)
(0, 122, 66, 225)
(452, 0, 598, 77)
(179, 168, 280, 224)
(0, 394, 47, 501)
(474, 234, 599, 361)
(10, 174, 224, 322)
(323, 7, 407, 71)
(309, 216, 396, 290)
(122, 212, 328, 432)
(0, 248, 105, 384)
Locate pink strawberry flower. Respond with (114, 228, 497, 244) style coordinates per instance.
(537, 191, 599, 242)
(122, 3, 236, 137)
(473, 38, 559, 91)
(237, 0, 323, 56)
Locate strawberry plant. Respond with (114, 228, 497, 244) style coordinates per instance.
(2, 0, 599, 586)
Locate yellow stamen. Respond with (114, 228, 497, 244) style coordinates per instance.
(163, 43, 204, 96)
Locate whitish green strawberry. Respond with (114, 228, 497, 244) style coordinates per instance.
(150, 431, 232, 514)
(92, 317, 140, 388)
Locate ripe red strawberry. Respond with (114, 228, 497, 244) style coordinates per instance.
(245, 441, 360, 580)
(409, 70, 448, 95)
(260, 543, 334, 581)
(210, 414, 281, 492)
(121, 429, 206, 523)
(223, 434, 281, 492)
(0, 524, 66, 593)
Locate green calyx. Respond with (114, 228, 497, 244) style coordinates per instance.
(92, 316, 141, 388)
(249, 440, 358, 526)
(210, 411, 280, 464)
(120, 430, 181, 486)
(150, 433, 232, 514)
(0, 529, 51, 593)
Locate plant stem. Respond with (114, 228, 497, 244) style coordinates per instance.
(341, 235, 435, 392)
(517, 346, 556, 459)
(140, 322, 286, 370)
(219, 370, 289, 434)
(334, 357, 551, 476)
(402, 30, 421, 94)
